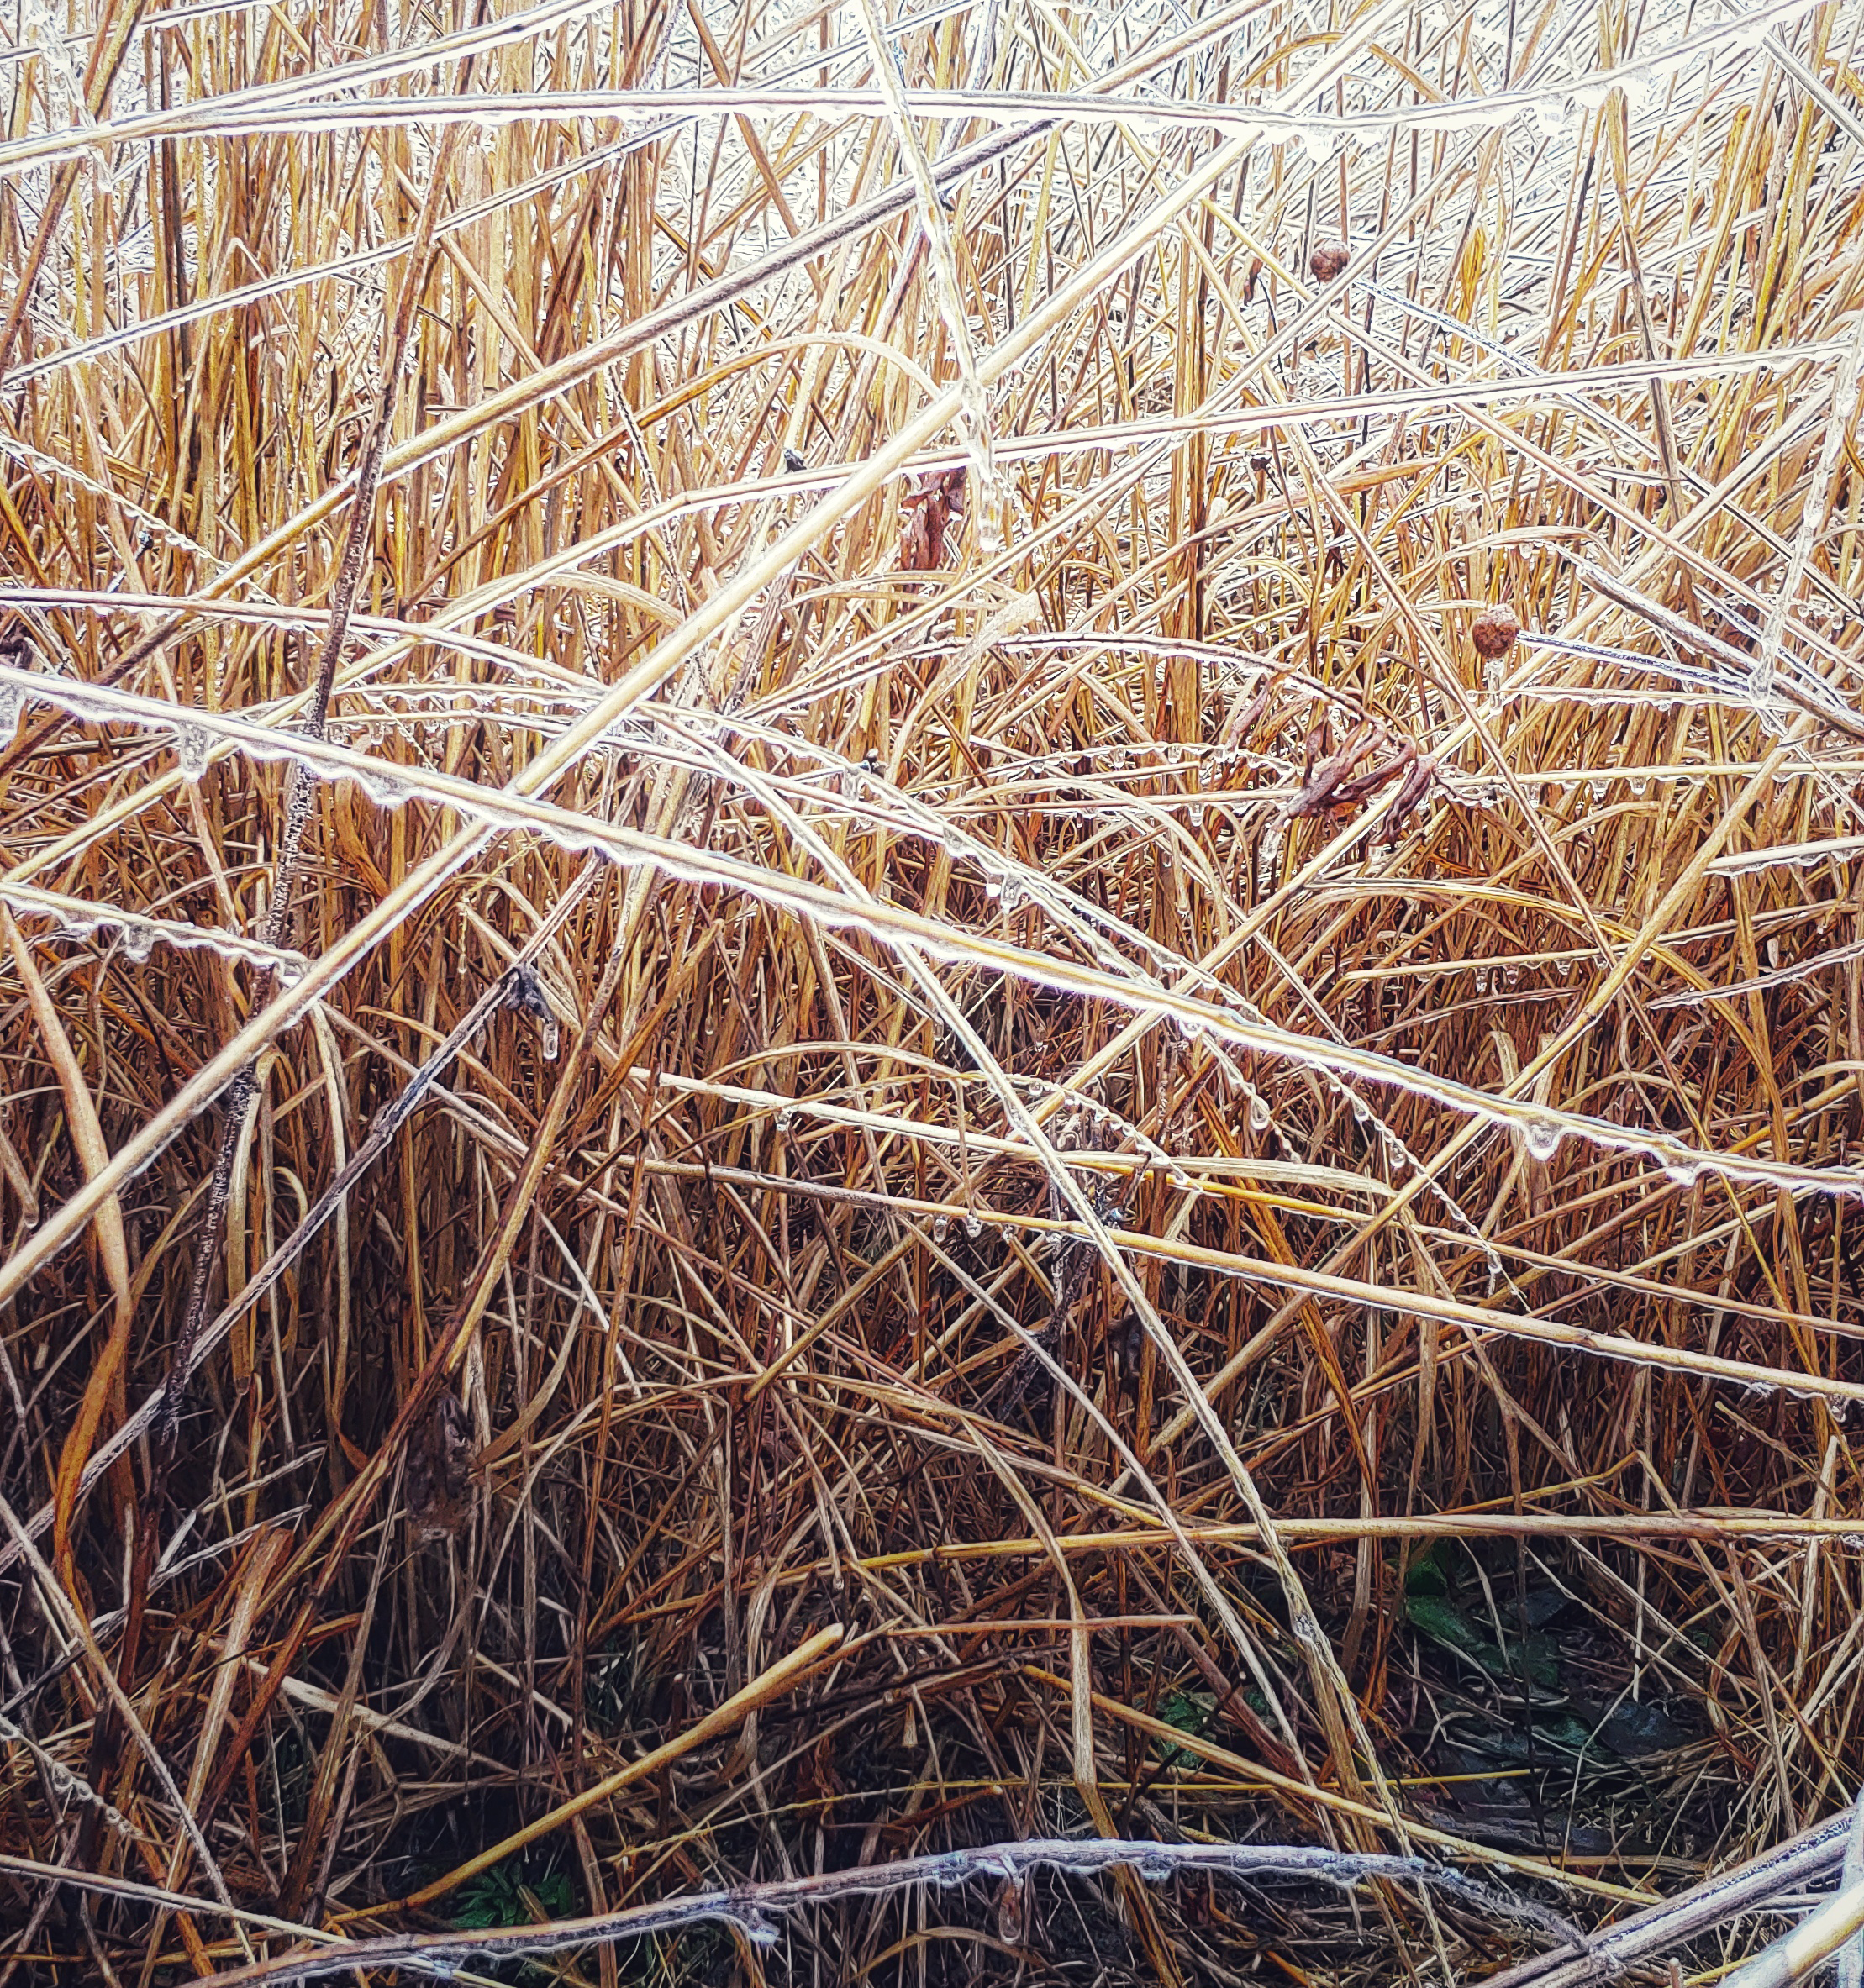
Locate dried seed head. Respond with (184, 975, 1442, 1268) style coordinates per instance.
(1471, 604, 1521, 660)
(996, 1876, 1026, 1948)
(1310, 238, 1351, 283)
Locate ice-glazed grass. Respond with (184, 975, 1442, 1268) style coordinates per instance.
(3, 0, 1864, 1981)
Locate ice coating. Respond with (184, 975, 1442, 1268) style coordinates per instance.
(0, 880, 311, 981)
(4, 1, 1864, 1950)
(10, 657, 1864, 1202)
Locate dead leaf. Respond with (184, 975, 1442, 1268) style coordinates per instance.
(898, 466, 967, 571)
(407, 1391, 474, 1539)
(995, 1875, 1025, 1946)
(1383, 753, 1436, 841)
(1287, 718, 1385, 816)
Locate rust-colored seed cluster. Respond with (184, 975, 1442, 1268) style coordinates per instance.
(1309, 238, 1351, 282)
(1471, 604, 1522, 659)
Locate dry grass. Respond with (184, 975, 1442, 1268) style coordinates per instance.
(3, 0, 1864, 1980)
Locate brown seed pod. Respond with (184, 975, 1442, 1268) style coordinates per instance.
(1471, 604, 1521, 660)
(1310, 238, 1351, 283)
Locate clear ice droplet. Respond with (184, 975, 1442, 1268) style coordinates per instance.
(1522, 1114, 1562, 1163)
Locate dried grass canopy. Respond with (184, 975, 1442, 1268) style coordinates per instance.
(5, 0, 1864, 1980)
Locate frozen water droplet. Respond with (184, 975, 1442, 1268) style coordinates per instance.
(177, 725, 209, 781)
(932, 1214, 950, 1243)
(776, 1107, 795, 1132)
(965, 1211, 982, 1239)
(1248, 1094, 1272, 1133)
(540, 1017, 561, 1061)
(357, 765, 408, 807)
(1350, 1094, 1370, 1123)
(1522, 1113, 1562, 1163)
(0, 684, 23, 740)
(121, 921, 154, 963)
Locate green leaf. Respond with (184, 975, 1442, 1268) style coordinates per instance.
(1161, 1689, 1217, 1733)
(1463, 1714, 1598, 1764)
(1598, 1699, 1693, 1756)
(455, 1860, 561, 1932)
(1530, 1714, 1598, 1754)
(1156, 1688, 1217, 1766)
(1402, 1591, 1483, 1653)
(1514, 1587, 1570, 1631)
(1403, 1593, 1561, 1687)
(531, 1872, 576, 1920)
(456, 1868, 523, 1930)
(1403, 1543, 1450, 1596)
(1471, 1630, 1561, 1690)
